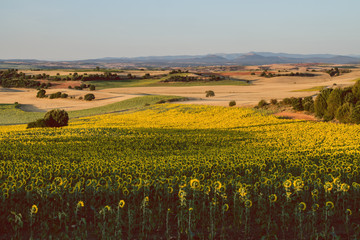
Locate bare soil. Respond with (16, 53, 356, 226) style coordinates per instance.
(1, 65, 359, 112)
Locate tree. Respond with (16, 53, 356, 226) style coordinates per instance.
(36, 89, 46, 98)
(314, 88, 333, 118)
(205, 90, 215, 97)
(84, 93, 95, 101)
(229, 100, 236, 107)
(44, 109, 69, 127)
(325, 88, 343, 120)
(336, 103, 352, 123)
(89, 85, 96, 91)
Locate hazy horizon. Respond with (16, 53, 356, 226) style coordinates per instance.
(1, 0, 360, 60)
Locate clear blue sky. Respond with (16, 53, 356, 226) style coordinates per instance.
(1, 0, 359, 60)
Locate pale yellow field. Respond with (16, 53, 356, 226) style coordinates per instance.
(1, 66, 359, 111)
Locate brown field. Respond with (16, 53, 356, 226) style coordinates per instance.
(1, 64, 359, 112)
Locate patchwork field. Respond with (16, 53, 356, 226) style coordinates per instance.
(1, 104, 360, 239)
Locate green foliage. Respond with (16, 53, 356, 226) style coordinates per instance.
(303, 96, 315, 112)
(26, 119, 47, 129)
(325, 88, 343, 120)
(89, 85, 96, 91)
(84, 93, 95, 101)
(43, 109, 69, 127)
(229, 100, 236, 107)
(205, 90, 215, 97)
(352, 80, 360, 100)
(350, 103, 360, 124)
(258, 99, 268, 108)
(36, 89, 46, 98)
(49, 92, 62, 99)
(270, 99, 278, 105)
(336, 103, 352, 123)
(291, 97, 303, 111)
(314, 88, 333, 118)
(61, 93, 68, 98)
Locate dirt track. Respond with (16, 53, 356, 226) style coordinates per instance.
(0, 69, 359, 112)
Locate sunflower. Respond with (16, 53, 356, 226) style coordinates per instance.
(340, 183, 350, 192)
(324, 182, 333, 193)
(244, 199, 252, 208)
(269, 194, 277, 203)
(118, 200, 125, 208)
(283, 179, 292, 189)
(312, 204, 319, 212)
(222, 204, 229, 212)
(326, 201, 334, 210)
(190, 179, 200, 190)
(214, 181, 222, 191)
(298, 202, 306, 211)
(345, 208, 352, 216)
(77, 201, 84, 208)
(31, 205, 38, 214)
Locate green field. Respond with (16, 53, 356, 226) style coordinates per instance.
(1, 104, 360, 239)
(88, 73, 250, 89)
(0, 95, 186, 125)
(291, 86, 326, 92)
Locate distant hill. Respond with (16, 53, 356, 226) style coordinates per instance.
(1, 52, 359, 68)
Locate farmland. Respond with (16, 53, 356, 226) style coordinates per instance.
(1, 104, 360, 239)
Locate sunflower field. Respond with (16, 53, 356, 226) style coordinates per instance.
(1, 104, 360, 239)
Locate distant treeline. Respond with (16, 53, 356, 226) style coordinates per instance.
(0, 69, 43, 88)
(161, 74, 225, 83)
(260, 71, 316, 78)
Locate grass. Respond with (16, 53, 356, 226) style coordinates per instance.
(291, 86, 326, 92)
(0, 95, 187, 125)
(0, 104, 44, 125)
(89, 73, 250, 89)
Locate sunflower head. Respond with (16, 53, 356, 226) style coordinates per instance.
(326, 201, 334, 210)
(190, 179, 200, 190)
(269, 194, 277, 203)
(244, 199, 252, 208)
(298, 202, 306, 211)
(118, 200, 125, 208)
(30, 205, 38, 214)
(77, 201, 84, 208)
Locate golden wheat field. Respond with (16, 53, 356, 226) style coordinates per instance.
(1, 104, 360, 239)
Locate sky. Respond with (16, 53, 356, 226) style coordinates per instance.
(1, 0, 360, 60)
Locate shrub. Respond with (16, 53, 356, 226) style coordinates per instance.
(291, 97, 304, 111)
(61, 93, 68, 98)
(36, 89, 46, 98)
(89, 85, 96, 91)
(79, 96, 83, 100)
(27, 119, 47, 129)
(303, 96, 314, 112)
(280, 98, 292, 105)
(68, 85, 72, 89)
(84, 93, 95, 101)
(229, 100, 236, 107)
(205, 90, 215, 97)
(80, 83, 87, 89)
(44, 109, 69, 127)
(270, 99, 277, 105)
(156, 100, 166, 104)
(74, 86, 83, 90)
(258, 99, 268, 108)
